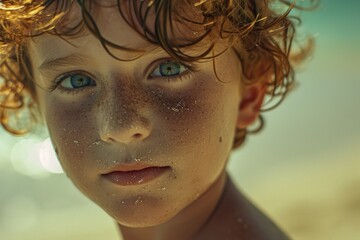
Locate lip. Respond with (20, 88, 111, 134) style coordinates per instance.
(102, 165, 171, 186)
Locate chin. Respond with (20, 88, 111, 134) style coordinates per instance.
(101, 197, 181, 228)
(113, 207, 177, 228)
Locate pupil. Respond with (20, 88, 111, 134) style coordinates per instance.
(71, 75, 89, 88)
(160, 62, 180, 76)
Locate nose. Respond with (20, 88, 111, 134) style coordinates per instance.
(98, 93, 152, 144)
(100, 113, 152, 144)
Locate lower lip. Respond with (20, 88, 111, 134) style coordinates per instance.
(103, 167, 171, 186)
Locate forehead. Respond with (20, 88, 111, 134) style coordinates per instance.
(42, 0, 208, 46)
(28, 0, 223, 63)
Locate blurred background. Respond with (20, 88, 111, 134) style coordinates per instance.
(1, 1, 360, 240)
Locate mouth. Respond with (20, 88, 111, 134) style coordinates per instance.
(102, 165, 172, 186)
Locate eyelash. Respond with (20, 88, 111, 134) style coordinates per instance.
(50, 59, 196, 94)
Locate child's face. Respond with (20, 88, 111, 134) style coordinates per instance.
(28, 3, 245, 227)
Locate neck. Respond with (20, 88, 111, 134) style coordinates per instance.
(117, 171, 228, 240)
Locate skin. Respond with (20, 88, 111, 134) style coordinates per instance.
(28, 2, 289, 240)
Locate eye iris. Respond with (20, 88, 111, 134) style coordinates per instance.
(70, 74, 91, 88)
(160, 62, 181, 76)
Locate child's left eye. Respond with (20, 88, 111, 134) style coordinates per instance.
(150, 60, 188, 79)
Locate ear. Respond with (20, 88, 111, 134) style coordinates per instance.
(236, 81, 267, 129)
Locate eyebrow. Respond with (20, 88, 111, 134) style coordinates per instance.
(38, 46, 164, 74)
(38, 54, 89, 74)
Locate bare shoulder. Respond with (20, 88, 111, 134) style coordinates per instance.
(197, 175, 290, 240)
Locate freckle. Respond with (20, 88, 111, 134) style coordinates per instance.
(134, 196, 142, 205)
(88, 141, 102, 147)
(219, 136, 222, 142)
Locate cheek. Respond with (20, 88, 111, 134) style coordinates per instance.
(40, 94, 100, 180)
(155, 77, 239, 179)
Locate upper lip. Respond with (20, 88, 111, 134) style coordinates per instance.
(101, 163, 170, 174)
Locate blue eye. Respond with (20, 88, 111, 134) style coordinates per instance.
(151, 61, 188, 78)
(59, 73, 96, 90)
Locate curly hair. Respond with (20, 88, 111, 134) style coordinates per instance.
(0, 0, 316, 148)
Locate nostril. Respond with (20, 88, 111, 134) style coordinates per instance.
(133, 133, 143, 139)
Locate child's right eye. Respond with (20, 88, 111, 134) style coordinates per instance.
(57, 73, 96, 92)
